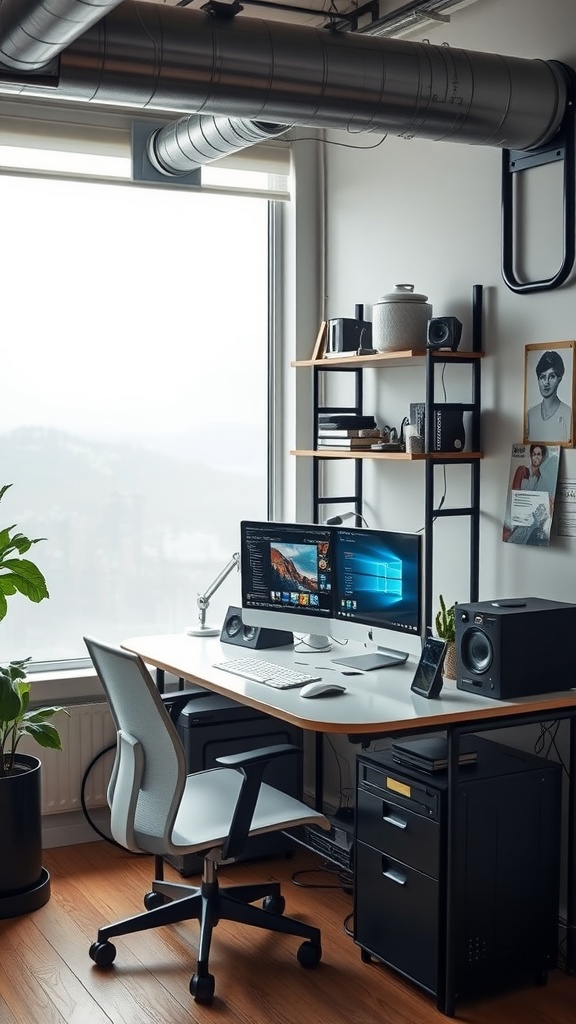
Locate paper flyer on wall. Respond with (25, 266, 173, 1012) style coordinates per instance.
(553, 479, 576, 538)
(502, 443, 560, 546)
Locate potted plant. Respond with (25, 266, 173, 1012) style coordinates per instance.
(0, 483, 67, 919)
(435, 594, 457, 679)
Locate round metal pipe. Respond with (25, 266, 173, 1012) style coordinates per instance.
(0, 3, 569, 150)
(0, 0, 125, 72)
(148, 115, 290, 175)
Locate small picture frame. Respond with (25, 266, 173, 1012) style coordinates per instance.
(523, 341, 576, 447)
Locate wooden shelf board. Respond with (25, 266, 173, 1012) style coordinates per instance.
(292, 350, 426, 369)
(291, 450, 483, 460)
(291, 349, 483, 369)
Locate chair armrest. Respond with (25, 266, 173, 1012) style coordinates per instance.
(216, 743, 300, 769)
(218, 743, 302, 861)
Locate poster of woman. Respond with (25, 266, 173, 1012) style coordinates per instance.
(502, 443, 560, 546)
(523, 341, 575, 447)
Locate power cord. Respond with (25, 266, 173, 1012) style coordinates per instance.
(291, 863, 353, 891)
(80, 742, 126, 848)
(534, 720, 569, 778)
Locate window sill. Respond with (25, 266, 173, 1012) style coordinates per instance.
(27, 667, 105, 705)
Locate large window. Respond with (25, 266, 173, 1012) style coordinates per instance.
(0, 172, 273, 664)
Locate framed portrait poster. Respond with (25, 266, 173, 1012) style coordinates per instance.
(523, 341, 576, 448)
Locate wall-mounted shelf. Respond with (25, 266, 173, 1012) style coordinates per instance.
(291, 285, 484, 633)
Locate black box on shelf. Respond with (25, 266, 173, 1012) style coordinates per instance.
(427, 403, 475, 453)
(326, 317, 372, 355)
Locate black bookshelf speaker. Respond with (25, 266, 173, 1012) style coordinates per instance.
(427, 316, 462, 351)
(220, 606, 293, 649)
(456, 597, 576, 699)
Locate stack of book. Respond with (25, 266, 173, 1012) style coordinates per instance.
(317, 414, 380, 450)
(391, 735, 478, 773)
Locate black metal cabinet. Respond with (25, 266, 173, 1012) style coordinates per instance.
(354, 736, 562, 1013)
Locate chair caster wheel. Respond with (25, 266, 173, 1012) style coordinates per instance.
(297, 940, 322, 968)
(89, 940, 117, 967)
(361, 949, 373, 964)
(190, 972, 215, 1004)
(263, 894, 285, 915)
(144, 891, 167, 910)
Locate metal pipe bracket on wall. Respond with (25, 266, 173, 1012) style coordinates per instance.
(501, 61, 576, 294)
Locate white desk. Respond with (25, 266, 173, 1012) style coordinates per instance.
(122, 632, 576, 1015)
(121, 632, 576, 736)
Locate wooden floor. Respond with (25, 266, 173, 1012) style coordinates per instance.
(0, 841, 574, 1024)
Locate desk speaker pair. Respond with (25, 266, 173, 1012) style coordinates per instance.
(220, 606, 293, 649)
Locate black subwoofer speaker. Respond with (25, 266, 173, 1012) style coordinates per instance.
(456, 597, 576, 699)
(220, 606, 293, 649)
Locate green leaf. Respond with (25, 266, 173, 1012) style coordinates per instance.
(0, 674, 24, 725)
(0, 558, 49, 602)
(23, 706, 68, 725)
(19, 721, 63, 750)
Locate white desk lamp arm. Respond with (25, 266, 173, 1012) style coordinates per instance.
(187, 552, 240, 637)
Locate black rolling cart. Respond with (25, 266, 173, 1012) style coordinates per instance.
(354, 735, 562, 1015)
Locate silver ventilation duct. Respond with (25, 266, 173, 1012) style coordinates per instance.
(148, 114, 291, 176)
(0, 0, 125, 72)
(0, 3, 569, 153)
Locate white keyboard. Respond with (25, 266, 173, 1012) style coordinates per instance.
(213, 658, 322, 689)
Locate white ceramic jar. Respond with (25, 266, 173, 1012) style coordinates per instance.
(372, 283, 432, 352)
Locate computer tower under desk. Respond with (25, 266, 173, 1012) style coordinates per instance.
(354, 736, 562, 1012)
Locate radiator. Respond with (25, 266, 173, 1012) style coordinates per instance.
(19, 702, 116, 815)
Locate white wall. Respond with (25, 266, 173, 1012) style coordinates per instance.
(284, 0, 576, 811)
(314, 0, 576, 607)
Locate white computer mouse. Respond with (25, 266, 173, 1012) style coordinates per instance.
(300, 681, 346, 699)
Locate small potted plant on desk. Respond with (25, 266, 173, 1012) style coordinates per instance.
(0, 483, 67, 919)
(435, 594, 457, 680)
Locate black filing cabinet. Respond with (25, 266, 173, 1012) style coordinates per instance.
(169, 692, 303, 875)
(354, 736, 562, 1009)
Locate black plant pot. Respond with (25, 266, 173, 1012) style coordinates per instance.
(0, 754, 51, 918)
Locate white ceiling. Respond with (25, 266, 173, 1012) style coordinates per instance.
(134, 1, 481, 37)
(137, 0, 365, 30)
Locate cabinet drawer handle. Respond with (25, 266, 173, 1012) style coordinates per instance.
(382, 812, 407, 829)
(382, 865, 407, 885)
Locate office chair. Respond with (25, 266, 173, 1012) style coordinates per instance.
(83, 636, 330, 1005)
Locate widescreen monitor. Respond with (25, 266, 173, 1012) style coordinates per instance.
(240, 520, 334, 635)
(331, 526, 422, 669)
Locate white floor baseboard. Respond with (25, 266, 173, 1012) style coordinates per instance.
(42, 808, 109, 848)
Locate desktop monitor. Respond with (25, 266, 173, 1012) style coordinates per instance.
(331, 526, 422, 669)
(240, 520, 334, 636)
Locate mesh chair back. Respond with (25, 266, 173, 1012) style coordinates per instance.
(84, 637, 187, 854)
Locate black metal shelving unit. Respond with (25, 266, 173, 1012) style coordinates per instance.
(293, 285, 483, 633)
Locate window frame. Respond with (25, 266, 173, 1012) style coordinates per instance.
(0, 108, 287, 686)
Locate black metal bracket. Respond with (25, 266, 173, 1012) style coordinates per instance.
(501, 61, 576, 294)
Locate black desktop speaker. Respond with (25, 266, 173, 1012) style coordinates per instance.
(220, 606, 293, 649)
(456, 597, 576, 700)
(427, 316, 462, 351)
